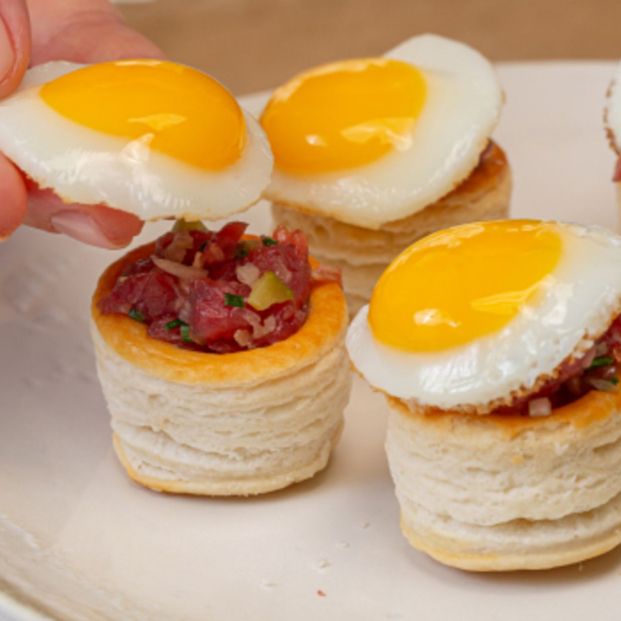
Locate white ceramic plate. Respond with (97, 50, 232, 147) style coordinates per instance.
(1, 62, 620, 621)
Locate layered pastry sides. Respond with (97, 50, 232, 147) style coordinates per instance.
(92, 232, 351, 495)
(273, 143, 510, 314)
(347, 220, 621, 570)
(388, 395, 621, 570)
(262, 35, 511, 315)
(20, 57, 354, 496)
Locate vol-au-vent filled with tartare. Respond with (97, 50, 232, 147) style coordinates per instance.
(0, 58, 352, 495)
(262, 34, 512, 315)
(93, 219, 349, 495)
(347, 219, 621, 570)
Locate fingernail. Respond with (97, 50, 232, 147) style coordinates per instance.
(51, 211, 122, 249)
(0, 18, 15, 85)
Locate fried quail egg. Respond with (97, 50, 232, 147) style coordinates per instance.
(347, 220, 621, 410)
(0, 59, 273, 220)
(261, 34, 502, 229)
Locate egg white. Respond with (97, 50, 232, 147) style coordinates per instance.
(0, 61, 273, 221)
(264, 34, 502, 230)
(346, 223, 621, 411)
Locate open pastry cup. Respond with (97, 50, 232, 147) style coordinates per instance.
(91, 242, 351, 496)
(386, 389, 621, 571)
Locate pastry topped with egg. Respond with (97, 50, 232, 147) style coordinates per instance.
(0, 59, 272, 221)
(348, 219, 621, 570)
(14, 58, 355, 496)
(262, 34, 511, 314)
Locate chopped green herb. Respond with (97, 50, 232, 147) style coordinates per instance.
(180, 324, 192, 343)
(262, 236, 277, 246)
(589, 355, 615, 369)
(612, 377, 620, 385)
(128, 308, 145, 323)
(165, 319, 185, 331)
(173, 219, 206, 233)
(224, 293, 245, 308)
(235, 242, 249, 259)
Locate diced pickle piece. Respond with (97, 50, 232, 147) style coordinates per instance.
(247, 271, 293, 311)
(172, 219, 207, 233)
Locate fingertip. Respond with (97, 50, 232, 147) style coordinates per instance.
(49, 205, 143, 249)
(25, 182, 143, 248)
(0, 153, 27, 239)
(28, 1, 165, 65)
(88, 205, 144, 248)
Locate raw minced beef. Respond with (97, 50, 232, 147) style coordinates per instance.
(99, 222, 338, 353)
(495, 316, 621, 416)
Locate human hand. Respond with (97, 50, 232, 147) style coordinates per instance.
(0, 0, 165, 247)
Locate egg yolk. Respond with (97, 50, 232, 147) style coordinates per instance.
(260, 58, 426, 174)
(40, 59, 246, 171)
(369, 220, 563, 352)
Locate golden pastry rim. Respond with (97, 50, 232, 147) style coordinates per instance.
(92, 242, 348, 386)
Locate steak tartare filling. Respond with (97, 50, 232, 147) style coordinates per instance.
(99, 221, 339, 353)
(496, 315, 621, 417)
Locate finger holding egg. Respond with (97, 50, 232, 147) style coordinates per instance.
(0, 0, 173, 245)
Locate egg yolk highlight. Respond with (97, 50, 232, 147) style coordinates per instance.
(369, 220, 563, 352)
(40, 59, 246, 171)
(260, 58, 426, 174)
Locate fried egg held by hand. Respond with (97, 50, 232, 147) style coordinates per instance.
(0, 60, 273, 221)
(261, 34, 502, 229)
(347, 220, 621, 411)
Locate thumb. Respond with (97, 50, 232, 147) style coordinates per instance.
(0, 0, 29, 239)
(0, 0, 30, 98)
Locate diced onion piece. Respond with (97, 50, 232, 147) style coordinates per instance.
(233, 329, 252, 347)
(588, 378, 618, 392)
(152, 255, 207, 280)
(236, 263, 260, 286)
(580, 347, 597, 369)
(192, 252, 205, 269)
(163, 230, 194, 262)
(247, 271, 293, 311)
(528, 397, 552, 417)
(243, 310, 277, 339)
(172, 219, 207, 233)
(263, 315, 277, 334)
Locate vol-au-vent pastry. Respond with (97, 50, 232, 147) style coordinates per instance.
(93, 221, 350, 495)
(29, 58, 353, 495)
(347, 219, 621, 570)
(261, 34, 511, 315)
